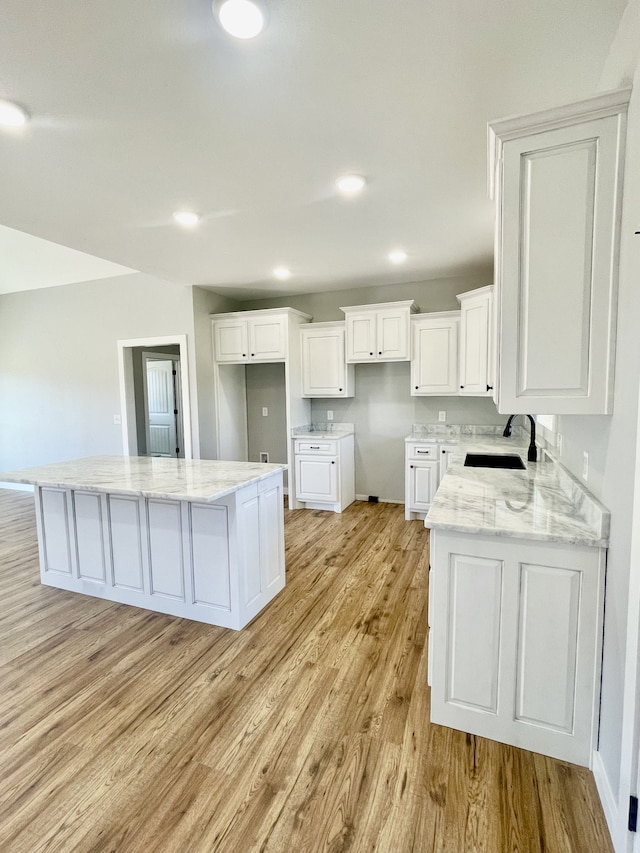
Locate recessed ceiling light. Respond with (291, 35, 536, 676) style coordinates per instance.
(388, 250, 408, 264)
(335, 174, 366, 196)
(173, 210, 200, 227)
(0, 99, 29, 128)
(273, 266, 291, 280)
(217, 0, 265, 39)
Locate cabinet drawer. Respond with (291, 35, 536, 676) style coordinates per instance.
(407, 443, 436, 460)
(294, 440, 337, 454)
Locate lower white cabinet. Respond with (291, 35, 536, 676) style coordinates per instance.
(405, 442, 445, 520)
(428, 529, 606, 767)
(294, 435, 355, 512)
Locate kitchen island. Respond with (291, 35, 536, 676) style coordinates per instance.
(425, 446, 609, 767)
(0, 455, 287, 629)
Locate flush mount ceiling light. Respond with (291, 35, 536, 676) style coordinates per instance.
(335, 174, 366, 196)
(216, 0, 265, 39)
(273, 266, 291, 280)
(0, 98, 29, 128)
(173, 210, 200, 227)
(388, 249, 408, 264)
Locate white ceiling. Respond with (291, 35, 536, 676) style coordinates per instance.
(0, 0, 627, 300)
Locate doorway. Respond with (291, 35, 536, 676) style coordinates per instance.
(117, 335, 193, 459)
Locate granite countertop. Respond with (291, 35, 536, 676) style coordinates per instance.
(0, 455, 287, 503)
(292, 422, 354, 439)
(425, 447, 609, 548)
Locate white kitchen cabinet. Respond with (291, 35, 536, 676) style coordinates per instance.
(293, 435, 355, 513)
(213, 311, 288, 363)
(411, 312, 460, 395)
(457, 286, 494, 397)
(300, 322, 354, 397)
(405, 442, 440, 520)
(438, 444, 457, 482)
(429, 529, 606, 767)
(341, 301, 417, 363)
(488, 88, 629, 414)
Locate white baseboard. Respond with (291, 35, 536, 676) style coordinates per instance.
(592, 750, 619, 851)
(355, 494, 404, 505)
(0, 482, 34, 492)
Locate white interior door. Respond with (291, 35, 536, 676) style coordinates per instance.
(144, 356, 181, 457)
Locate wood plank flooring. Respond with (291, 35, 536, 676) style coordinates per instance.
(0, 489, 613, 853)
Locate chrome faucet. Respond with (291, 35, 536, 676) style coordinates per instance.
(503, 414, 537, 462)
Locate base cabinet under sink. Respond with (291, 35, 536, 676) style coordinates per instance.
(428, 528, 606, 767)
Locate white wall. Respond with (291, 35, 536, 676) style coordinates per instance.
(0, 272, 197, 470)
(556, 32, 640, 844)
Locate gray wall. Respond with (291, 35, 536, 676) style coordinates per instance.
(192, 286, 241, 459)
(551, 66, 640, 800)
(246, 363, 287, 465)
(0, 272, 196, 470)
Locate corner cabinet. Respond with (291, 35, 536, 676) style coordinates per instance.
(457, 286, 495, 397)
(411, 312, 460, 396)
(489, 88, 630, 414)
(300, 322, 355, 397)
(341, 301, 418, 363)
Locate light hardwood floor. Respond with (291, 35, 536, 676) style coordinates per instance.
(0, 490, 613, 853)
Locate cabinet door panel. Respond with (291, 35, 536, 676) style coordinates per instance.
(301, 326, 350, 396)
(499, 113, 623, 413)
(459, 300, 489, 393)
(74, 491, 106, 582)
(190, 504, 231, 610)
(446, 553, 503, 713)
(295, 456, 338, 502)
(240, 492, 262, 606)
(346, 315, 376, 362)
(378, 309, 409, 360)
(249, 316, 286, 360)
(412, 320, 459, 394)
(40, 488, 72, 575)
(214, 320, 248, 362)
(515, 562, 580, 733)
(259, 481, 284, 591)
(109, 496, 144, 591)
(147, 500, 185, 600)
(408, 461, 438, 511)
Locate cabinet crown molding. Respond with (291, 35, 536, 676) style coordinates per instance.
(456, 285, 494, 303)
(487, 86, 631, 199)
(210, 306, 312, 321)
(340, 299, 418, 314)
(412, 310, 461, 322)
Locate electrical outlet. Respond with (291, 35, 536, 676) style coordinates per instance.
(262, 407, 268, 417)
(113, 414, 122, 425)
(556, 433, 563, 456)
(583, 451, 589, 481)
(327, 410, 334, 421)
(438, 411, 446, 423)
(260, 451, 269, 463)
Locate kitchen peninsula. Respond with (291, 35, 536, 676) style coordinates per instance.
(0, 455, 287, 629)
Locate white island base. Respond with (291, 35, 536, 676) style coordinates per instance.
(6, 457, 286, 630)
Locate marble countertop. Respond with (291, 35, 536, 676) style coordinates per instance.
(292, 422, 354, 439)
(0, 456, 287, 503)
(425, 451, 609, 547)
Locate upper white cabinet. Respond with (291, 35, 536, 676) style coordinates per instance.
(489, 88, 630, 414)
(341, 301, 418, 363)
(457, 286, 495, 397)
(213, 311, 290, 363)
(411, 311, 460, 395)
(300, 322, 355, 398)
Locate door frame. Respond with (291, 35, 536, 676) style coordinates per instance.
(117, 335, 193, 459)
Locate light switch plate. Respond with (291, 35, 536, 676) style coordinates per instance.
(438, 411, 446, 422)
(262, 407, 268, 417)
(327, 410, 334, 421)
(113, 414, 122, 425)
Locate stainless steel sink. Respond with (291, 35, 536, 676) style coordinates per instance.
(464, 453, 526, 470)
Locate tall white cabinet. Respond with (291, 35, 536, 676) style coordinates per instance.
(211, 308, 312, 509)
(489, 88, 630, 414)
(457, 286, 494, 397)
